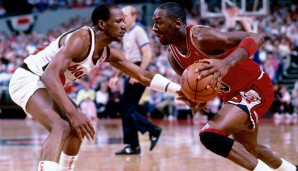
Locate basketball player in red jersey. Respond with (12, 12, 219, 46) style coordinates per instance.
(9, 3, 180, 171)
(152, 2, 297, 171)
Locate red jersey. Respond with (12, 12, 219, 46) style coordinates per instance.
(169, 25, 262, 102)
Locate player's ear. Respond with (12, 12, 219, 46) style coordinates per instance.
(174, 18, 183, 30)
(98, 20, 105, 31)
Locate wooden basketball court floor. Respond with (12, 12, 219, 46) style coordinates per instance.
(0, 118, 297, 171)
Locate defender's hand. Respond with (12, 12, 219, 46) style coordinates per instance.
(68, 110, 96, 141)
(176, 90, 209, 114)
(197, 59, 228, 90)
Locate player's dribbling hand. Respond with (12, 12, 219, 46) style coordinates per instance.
(68, 110, 96, 141)
(196, 59, 228, 90)
(176, 90, 209, 114)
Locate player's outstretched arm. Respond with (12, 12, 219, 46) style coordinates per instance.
(107, 46, 181, 95)
(107, 48, 207, 111)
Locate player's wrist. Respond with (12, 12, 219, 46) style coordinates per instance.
(238, 37, 258, 58)
(66, 108, 79, 116)
(149, 74, 181, 95)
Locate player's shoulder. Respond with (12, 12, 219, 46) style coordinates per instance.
(71, 26, 93, 43)
(191, 25, 221, 39)
(75, 26, 92, 37)
(191, 25, 212, 34)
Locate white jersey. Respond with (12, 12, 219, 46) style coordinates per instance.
(24, 26, 109, 85)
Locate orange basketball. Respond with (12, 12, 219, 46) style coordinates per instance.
(180, 62, 220, 103)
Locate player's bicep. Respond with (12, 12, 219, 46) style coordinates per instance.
(197, 28, 246, 50)
(46, 31, 88, 75)
(45, 49, 73, 76)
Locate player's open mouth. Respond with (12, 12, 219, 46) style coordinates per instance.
(120, 31, 126, 36)
(155, 34, 164, 40)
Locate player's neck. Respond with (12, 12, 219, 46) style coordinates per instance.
(92, 26, 114, 46)
(173, 30, 187, 54)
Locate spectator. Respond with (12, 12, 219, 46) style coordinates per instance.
(76, 78, 96, 105)
(291, 80, 298, 124)
(279, 86, 294, 124)
(80, 97, 97, 130)
(173, 97, 191, 120)
(95, 82, 109, 118)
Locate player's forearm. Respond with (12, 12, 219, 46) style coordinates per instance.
(224, 48, 251, 68)
(113, 70, 123, 78)
(111, 60, 181, 95)
(130, 69, 181, 95)
(226, 34, 264, 68)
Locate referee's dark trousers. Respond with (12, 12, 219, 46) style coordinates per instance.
(121, 74, 157, 148)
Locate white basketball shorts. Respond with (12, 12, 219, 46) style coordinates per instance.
(9, 68, 46, 117)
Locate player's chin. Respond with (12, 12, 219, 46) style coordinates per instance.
(158, 38, 169, 45)
(114, 37, 123, 42)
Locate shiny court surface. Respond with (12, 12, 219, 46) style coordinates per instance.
(0, 118, 297, 171)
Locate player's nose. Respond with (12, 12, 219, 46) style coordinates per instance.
(152, 24, 158, 32)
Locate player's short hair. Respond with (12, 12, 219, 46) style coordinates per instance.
(91, 3, 120, 26)
(157, 2, 186, 24)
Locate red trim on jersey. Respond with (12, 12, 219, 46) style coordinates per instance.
(60, 75, 66, 85)
(32, 43, 50, 55)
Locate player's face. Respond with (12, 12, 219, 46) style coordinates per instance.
(152, 9, 176, 45)
(105, 8, 126, 42)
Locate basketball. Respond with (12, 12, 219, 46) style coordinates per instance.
(180, 62, 220, 103)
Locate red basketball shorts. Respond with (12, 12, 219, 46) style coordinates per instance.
(226, 71, 274, 130)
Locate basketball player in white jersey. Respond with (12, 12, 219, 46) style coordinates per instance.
(9, 3, 181, 171)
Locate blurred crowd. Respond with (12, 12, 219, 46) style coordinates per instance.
(0, 1, 298, 124)
(0, 0, 164, 18)
(0, 0, 113, 17)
